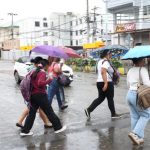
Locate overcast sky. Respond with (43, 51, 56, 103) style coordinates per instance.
(0, 0, 105, 25)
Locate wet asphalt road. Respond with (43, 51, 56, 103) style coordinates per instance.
(0, 60, 150, 150)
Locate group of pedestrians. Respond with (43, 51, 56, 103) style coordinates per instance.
(17, 56, 68, 136)
(16, 50, 150, 146)
(84, 49, 150, 146)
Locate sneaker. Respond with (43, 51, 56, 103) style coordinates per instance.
(55, 126, 66, 134)
(128, 132, 141, 145)
(111, 114, 122, 119)
(20, 131, 33, 137)
(16, 123, 23, 128)
(61, 105, 68, 110)
(84, 109, 90, 118)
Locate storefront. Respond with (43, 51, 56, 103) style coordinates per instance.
(112, 23, 150, 47)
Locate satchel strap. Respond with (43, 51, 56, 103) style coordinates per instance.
(139, 67, 143, 86)
(102, 60, 116, 80)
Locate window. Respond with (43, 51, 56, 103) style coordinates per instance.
(80, 30, 82, 35)
(76, 40, 78, 46)
(70, 31, 73, 36)
(35, 21, 40, 27)
(51, 21, 54, 27)
(79, 19, 82, 24)
(43, 41, 48, 45)
(70, 40, 73, 46)
(43, 32, 48, 36)
(76, 20, 78, 25)
(43, 17, 47, 21)
(76, 30, 78, 36)
(43, 22, 48, 27)
(70, 21, 72, 26)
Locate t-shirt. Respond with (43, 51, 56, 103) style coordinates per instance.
(127, 67, 150, 90)
(48, 62, 61, 78)
(97, 59, 114, 82)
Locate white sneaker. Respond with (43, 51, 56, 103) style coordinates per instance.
(55, 126, 66, 134)
(20, 131, 33, 137)
(128, 132, 141, 145)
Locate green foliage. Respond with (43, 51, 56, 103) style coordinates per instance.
(112, 59, 123, 69)
(66, 58, 97, 67)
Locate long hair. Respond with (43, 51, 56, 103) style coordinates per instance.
(32, 59, 49, 79)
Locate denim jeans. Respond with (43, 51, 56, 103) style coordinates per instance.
(47, 78, 63, 108)
(59, 86, 65, 103)
(127, 90, 150, 138)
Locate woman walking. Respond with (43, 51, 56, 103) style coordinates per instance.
(85, 50, 121, 119)
(47, 57, 68, 110)
(16, 57, 52, 129)
(127, 58, 150, 145)
(20, 59, 66, 136)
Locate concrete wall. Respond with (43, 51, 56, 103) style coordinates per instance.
(1, 50, 29, 61)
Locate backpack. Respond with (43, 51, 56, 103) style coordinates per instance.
(20, 71, 34, 105)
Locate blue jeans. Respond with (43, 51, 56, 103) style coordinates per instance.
(47, 78, 63, 108)
(126, 90, 150, 138)
(59, 86, 65, 103)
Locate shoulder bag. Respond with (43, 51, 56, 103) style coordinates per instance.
(137, 67, 150, 109)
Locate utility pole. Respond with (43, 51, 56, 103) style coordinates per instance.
(8, 13, 17, 40)
(86, 0, 90, 43)
(91, 6, 100, 42)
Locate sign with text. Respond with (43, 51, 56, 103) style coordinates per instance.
(115, 23, 136, 33)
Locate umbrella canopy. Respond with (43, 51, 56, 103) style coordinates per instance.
(60, 47, 81, 58)
(122, 46, 150, 60)
(31, 45, 68, 59)
(92, 45, 129, 58)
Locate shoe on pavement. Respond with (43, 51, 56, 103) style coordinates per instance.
(132, 138, 144, 145)
(61, 105, 68, 110)
(128, 132, 141, 145)
(84, 109, 90, 118)
(55, 126, 66, 134)
(20, 131, 33, 137)
(16, 123, 23, 128)
(111, 114, 122, 119)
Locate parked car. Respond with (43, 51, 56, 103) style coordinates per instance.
(14, 56, 73, 86)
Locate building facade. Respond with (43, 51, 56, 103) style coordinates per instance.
(107, 0, 150, 47)
(0, 26, 20, 50)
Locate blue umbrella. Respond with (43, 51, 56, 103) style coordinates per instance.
(97, 45, 128, 51)
(91, 45, 129, 58)
(122, 45, 150, 60)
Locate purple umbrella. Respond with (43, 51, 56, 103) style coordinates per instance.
(31, 45, 69, 59)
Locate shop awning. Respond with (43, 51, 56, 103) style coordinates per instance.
(83, 41, 105, 49)
(20, 45, 34, 51)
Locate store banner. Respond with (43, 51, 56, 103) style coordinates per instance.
(115, 23, 136, 33)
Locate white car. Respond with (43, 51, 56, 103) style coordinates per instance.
(14, 56, 73, 86)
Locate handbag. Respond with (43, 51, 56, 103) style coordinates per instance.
(137, 67, 150, 109)
(57, 74, 70, 86)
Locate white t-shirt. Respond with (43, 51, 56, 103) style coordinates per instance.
(127, 67, 150, 90)
(97, 59, 114, 82)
